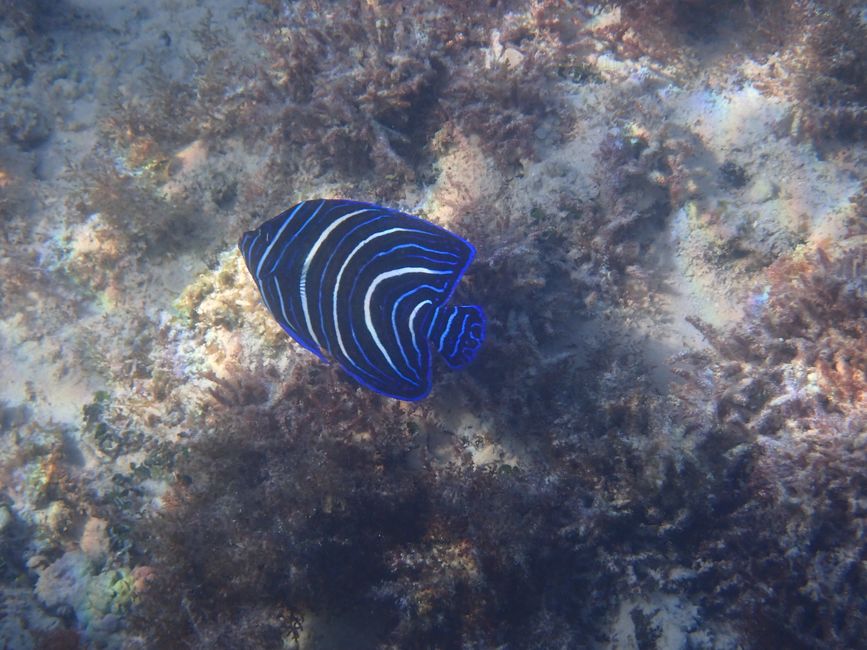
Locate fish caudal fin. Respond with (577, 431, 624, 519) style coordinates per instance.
(429, 304, 486, 369)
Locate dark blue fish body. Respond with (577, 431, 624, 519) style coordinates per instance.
(239, 199, 485, 400)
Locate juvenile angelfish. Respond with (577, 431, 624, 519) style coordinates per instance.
(239, 199, 485, 401)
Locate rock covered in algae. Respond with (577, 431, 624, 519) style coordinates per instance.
(35, 551, 137, 645)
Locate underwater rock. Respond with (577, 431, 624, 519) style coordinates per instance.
(80, 517, 110, 564)
(35, 551, 91, 613)
(0, 587, 64, 650)
(746, 177, 778, 203)
(34, 550, 137, 646)
(2, 99, 52, 149)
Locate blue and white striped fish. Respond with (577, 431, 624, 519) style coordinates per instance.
(239, 199, 485, 401)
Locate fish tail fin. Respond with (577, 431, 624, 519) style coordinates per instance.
(429, 304, 486, 369)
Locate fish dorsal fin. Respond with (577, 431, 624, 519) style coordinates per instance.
(428, 304, 485, 369)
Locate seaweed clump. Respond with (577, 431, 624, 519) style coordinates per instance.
(784, 1, 867, 144)
(674, 238, 867, 646)
(91, 0, 582, 210)
(61, 158, 204, 299)
(132, 329, 758, 647)
(594, 0, 751, 67)
(596, 0, 867, 145)
(258, 0, 577, 191)
(132, 370, 426, 647)
(130, 201, 759, 649)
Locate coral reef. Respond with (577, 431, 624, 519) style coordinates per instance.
(0, 0, 865, 648)
(0, 406, 150, 648)
(130, 280, 764, 648)
(35, 551, 138, 645)
(110, 5, 867, 643)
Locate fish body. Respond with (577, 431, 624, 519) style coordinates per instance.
(239, 199, 485, 400)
